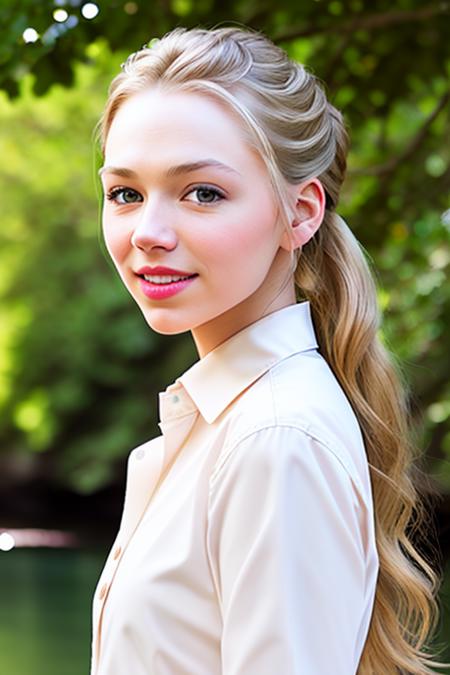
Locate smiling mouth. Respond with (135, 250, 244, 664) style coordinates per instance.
(137, 273, 198, 285)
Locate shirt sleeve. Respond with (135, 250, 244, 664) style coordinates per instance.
(206, 424, 369, 675)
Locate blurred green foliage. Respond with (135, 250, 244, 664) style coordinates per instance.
(0, 47, 199, 493)
(0, 0, 449, 495)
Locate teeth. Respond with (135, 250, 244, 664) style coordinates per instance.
(143, 274, 192, 284)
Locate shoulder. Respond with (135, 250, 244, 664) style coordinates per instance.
(207, 424, 369, 560)
(210, 424, 360, 501)
(216, 350, 372, 505)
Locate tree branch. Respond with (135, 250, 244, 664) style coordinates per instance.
(272, 3, 450, 43)
(349, 89, 450, 177)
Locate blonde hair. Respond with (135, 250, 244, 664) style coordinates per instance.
(95, 25, 448, 674)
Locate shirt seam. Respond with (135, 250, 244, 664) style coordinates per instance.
(269, 364, 279, 425)
(208, 422, 365, 497)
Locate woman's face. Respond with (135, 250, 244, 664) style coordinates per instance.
(100, 87, 296, 357)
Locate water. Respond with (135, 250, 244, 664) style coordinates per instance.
(0, 547, 106, 675)
(1, 547, 449, 674)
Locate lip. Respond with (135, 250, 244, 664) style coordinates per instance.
(138, 275, 198, 300)
(136, 265, 196, 276)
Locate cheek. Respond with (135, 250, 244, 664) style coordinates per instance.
(204, 200, 278, 274)
(102, 217, 130, 265)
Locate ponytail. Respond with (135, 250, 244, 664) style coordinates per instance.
(295, 209, 448, 674)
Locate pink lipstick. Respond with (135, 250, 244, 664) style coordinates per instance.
(138, 275, 198, 299)
(135, 266, 198, 300)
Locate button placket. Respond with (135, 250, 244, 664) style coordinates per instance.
(98, 582, 108, 600)
(92, 552, 119, 673)
(92, 442, 164, 673)
(94, 387, 198, 675)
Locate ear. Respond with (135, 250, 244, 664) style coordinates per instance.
(279, 178, 326, 251)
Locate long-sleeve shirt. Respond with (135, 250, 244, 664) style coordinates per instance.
(90, 300, 379, 675)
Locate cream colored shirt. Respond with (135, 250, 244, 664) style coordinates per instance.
(90, 300, 379, 675)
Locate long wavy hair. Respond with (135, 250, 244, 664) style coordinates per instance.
(95, 25, 448, 674)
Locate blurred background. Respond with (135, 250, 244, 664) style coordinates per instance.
(0, 0, 449, 672)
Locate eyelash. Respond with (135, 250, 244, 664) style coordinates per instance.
(105, 184, 226, 206)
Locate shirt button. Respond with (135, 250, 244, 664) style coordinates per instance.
(135, 448, 145, 460)
(172, 394, 180, 403)
(99, 582, 108, 600)
(113, 545, 122, 560)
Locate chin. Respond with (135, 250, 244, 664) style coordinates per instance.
(140, 308, 193, 336)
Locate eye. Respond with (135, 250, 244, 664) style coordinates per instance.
(184, 185, 225, 205)
(106, 187, 143, 204)
(105, 184, 225, 206)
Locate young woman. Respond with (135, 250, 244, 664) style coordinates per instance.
(90, 25, 447, 675)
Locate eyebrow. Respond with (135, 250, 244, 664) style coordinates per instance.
(98, 159, 242, 179)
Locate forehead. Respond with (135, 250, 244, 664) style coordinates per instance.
(104, 87, 263, 173)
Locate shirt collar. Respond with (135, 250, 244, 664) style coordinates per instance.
(159, 300, 318, 426)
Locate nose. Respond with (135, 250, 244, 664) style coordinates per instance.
(130, 200, 178, 253)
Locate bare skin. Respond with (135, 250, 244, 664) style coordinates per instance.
(100, 88, 325, 358)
